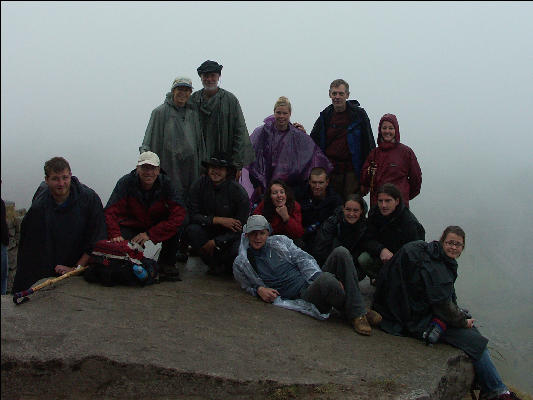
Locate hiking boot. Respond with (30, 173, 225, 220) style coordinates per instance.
(353, 315, 371, 336)
(158, 263, 181, 282)
(366, 309, 382, 326)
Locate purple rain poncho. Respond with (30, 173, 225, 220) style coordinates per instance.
(246, 115, 333, 194)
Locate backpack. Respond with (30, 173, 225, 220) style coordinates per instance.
(84, 240, 158, 287)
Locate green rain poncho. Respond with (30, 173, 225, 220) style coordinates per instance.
(141, 92, 206, 197)
(190, 88, 255, 169)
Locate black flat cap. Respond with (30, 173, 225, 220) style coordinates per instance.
(197, 60, 223, 76)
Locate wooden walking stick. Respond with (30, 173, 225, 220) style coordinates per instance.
(13, 265, 88, 305)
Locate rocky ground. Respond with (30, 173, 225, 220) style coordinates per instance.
(1, 255, 476, 400)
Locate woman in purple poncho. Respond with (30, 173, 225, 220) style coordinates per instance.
(247, 96, 333, 208)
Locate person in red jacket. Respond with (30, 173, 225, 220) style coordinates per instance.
(360, 113, 422, 208)
(253, 180, 304, 247)
(104, 151, 187, 281)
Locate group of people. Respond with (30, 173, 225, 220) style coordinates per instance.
(8, 60, 519, 400)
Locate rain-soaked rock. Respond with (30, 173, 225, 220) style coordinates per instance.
(1, 257, 475, 399)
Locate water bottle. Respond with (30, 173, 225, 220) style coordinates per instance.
(422, 318, 447, 346)
(132, 264, 148, 281)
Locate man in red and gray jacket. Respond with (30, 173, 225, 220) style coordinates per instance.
(105, 151, 187, 281)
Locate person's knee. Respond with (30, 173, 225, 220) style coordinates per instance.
(185, 224, 207, 246)
(319, 271, 343, 292)
(357, 251, 373, 267)
(332, 246, 350, 259)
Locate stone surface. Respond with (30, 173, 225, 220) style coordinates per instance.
(1, 257, 475, 399)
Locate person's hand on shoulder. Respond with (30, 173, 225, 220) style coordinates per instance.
(292, 122, 306, 133)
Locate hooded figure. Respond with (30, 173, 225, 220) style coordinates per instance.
(360, 114, 422, 207)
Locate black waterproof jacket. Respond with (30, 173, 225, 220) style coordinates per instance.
(294, 184, 343, 241)
(187, 175, 250, 249)
(373, 240, 489, 360)
(311, 203, 371, 267)
(365, 202, 425, 256)
(12, 177, 107, 293)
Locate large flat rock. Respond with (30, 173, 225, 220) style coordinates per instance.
(1, 257, 474, 399)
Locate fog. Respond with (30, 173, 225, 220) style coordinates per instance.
(2, 1, 533, 393)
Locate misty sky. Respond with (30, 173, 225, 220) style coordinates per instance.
(2, 1, 533, 391)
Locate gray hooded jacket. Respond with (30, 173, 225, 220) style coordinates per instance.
(233, 233, 329, 320)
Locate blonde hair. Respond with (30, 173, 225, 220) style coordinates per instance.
(273, 96, 292, 113)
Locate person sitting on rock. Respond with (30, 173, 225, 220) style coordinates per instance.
(294, 167, 343, 251)
(12, 157, 107, 293)
(233, 214, 382, 336)
(357, 183, 425, 283)
(104, 152, 187, 282)
(310, 194, 370, 282)
(372, 226, 522, 400)
(185, 152, 250, 276)
(253, 179, 305, 248)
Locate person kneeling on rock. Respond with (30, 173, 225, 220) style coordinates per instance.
(233, 215, 382, 336)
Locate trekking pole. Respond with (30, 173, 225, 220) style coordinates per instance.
(13, 265, 88, 305)
(368, 161, 377, 199)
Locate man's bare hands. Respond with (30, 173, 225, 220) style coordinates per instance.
(292, 122, 306, 132)
(111, 236, 125, 242)
(131, 232, 150, 246)
(202, 239, 216, 257)
(257, 286, 280, 303)
(380, 248, 393, 262)
(55, 265, 74, 275)
(213, 217, 242, 232)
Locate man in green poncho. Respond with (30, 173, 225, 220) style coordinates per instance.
(140, 76, 205, 200)
(189, 60, 255, 180)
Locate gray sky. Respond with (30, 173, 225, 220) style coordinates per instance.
(2, 1, 533, 391)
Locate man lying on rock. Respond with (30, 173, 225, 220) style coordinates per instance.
(103, 151, 187, 281)
(232, 214, 382, 336)
(12, 157, 107, 293)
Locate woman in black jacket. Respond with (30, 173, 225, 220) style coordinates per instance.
(357, 183, 425, 282)
(312, 194, 370, 281)
(372, 226, 520, 400)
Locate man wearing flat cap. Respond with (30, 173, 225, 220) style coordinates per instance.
(141, 76, 205, 199)
(104, 152, 187, 281)
(189, 60, 255, 180)
(185, 151, 250, 275)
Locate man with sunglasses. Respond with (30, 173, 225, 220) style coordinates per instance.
(185, 152, 250, 276)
